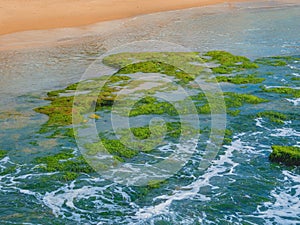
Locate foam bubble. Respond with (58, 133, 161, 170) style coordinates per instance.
(256, 170, 300, 224)
(286, 98, 300, 106)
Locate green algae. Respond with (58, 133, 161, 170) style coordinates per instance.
(85, 138, 138, 159)
(84, 122, 198, 161)
(34, 95, 79, 127)
(227, 109, 241, 117)
(35, 150, 95, 176)
(215, 73, 265, 84)
(0, 165, 17, 176)
(255, 56, 299, 67)
(224, 92, 268, 107)
(269, 146, 300, 166)
(46, 128, 77, 140)
(0, 150, 8, 160)
(34, 75, 131, 128)
(34, 51, 262, 128)
(291, 77, 300, 81)
(147, 180, 166, 189)
(255, 58, 287, 66)
(129, 96, 178, 117)
(257, 111, 287, 124)
(116, 61, 195, 83)
(130, 122, 182, 140)
(261, 86, 300, 98)
(196, 92, 268, 115)
(207, 128, 233, 145)
(131, 126, 151, 140)
(103, 52, 205, 75)
(101, 139, 138, 158)
(204, 51, 258, 74)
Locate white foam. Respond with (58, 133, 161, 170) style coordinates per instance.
(286, 98, 300, 106)
(256, 170, 300, 224)
(271, 128, 300, 137)
(264, 85, 300, 90)
(255, 118, 270, 131)
(291, 72, 300, 77)
(42, 181, 120, 224)
(255, 118, 264, 128)
(135, 135, 246, 219)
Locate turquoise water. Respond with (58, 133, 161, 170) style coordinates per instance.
(0, 2, 300, 225)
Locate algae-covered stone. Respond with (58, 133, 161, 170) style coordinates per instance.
(35, 150, 95, 175)
(116, 61, 195, 83)
(215, 73, 265, 84)
(261, 86, 300, 98)
(129, 96, 178, 117)
(0, 150, 8, 160)
(254, 56, 299, 67)
(204, 51, 258, 74)
(257, 111, 287, 124)
(147, 180, 165, 189)
(196, 92, 268, 114)
(269, 146, 300, 166)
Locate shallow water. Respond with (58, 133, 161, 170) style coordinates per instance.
(0, 1, 300, 224)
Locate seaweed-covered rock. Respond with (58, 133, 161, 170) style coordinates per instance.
(0, 150, 8, 160)
(256, 111, 287, 124)
(269, 146, 300, 166)
(204, 51, 258, 74)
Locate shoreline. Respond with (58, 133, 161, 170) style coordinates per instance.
(0, 0, 299, 51)
(0, 0, 253, 36)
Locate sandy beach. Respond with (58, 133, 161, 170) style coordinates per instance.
(0, 0, 255, 36)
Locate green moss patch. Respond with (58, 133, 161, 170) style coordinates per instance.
(0, 150, 8, 160)
(196, 92, 268, 114)
(0, 165, 17, 176)
(269, 146, 300, 166)
(116, 61, 195, 83)
(204, 51, 258, 74)
(257, 111, 287, 124)
(291, 77, 300, 81)
(84, 121, 198, 161)
(261, 86, 300, 98)
(129, 96, 178, 117)
(85, 138, 138, 159)
(34, 75, 131, 128)
(255, 56, 299, 67)
(225, 92, 268, 107)
(34, 51, 263, 129)
(130, 122, 182, 140)
(103, 52, 205, 75)
(215, 73, 265, 84)
(147, 180, 166, 189)
(35, 150, 95, 176)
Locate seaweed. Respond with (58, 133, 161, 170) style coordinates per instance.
(129, 96, 178, 117)
(215, 73, 265, 84)
(35, 150, 95, 175)
(269, 146, 300, 166)
(257, 111, 287, 124)
(261, 86, 300, 98)
(147, 180, 166, 189)
(254, 56, 300, 67)
(0, 150, 8, 160)
(204, 51, 258, 74)
(196, 92, 268, 114)
(85, 138, 138, 159)
(116, 61, 195, 83)
(34, 75, 131, 128)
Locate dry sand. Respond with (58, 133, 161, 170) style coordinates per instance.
(0, 0, 253, 35)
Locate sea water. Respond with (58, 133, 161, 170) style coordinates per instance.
(0, 1, 299, 224)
